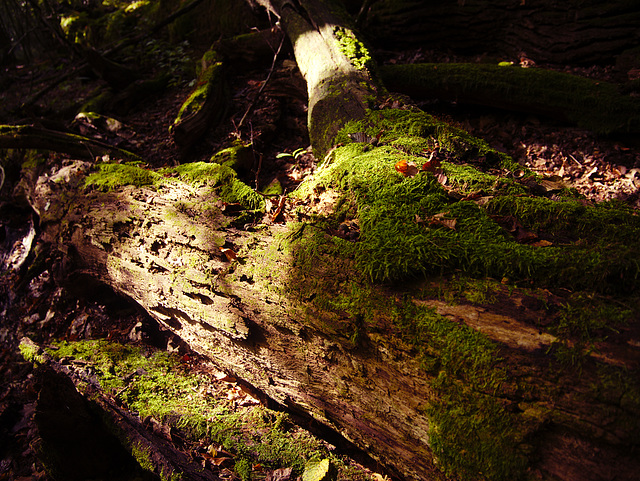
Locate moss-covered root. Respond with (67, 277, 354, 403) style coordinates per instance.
(170, 49, 229, 149)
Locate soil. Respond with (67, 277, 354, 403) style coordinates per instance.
(1, 32, 639, 481)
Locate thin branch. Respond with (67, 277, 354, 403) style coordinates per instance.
(236, 32, 286, 130)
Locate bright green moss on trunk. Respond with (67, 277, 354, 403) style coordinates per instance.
(300, 109, 640, 293)
(84, 160, 264, 211)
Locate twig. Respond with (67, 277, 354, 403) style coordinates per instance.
(236, 32, 286, 130)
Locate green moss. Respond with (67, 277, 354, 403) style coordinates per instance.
(333, 27, 373, 71)
(261, 178, 283, 196)
(283, 97, 640, 481)
(131, 443, 154, 472)
(19, 342, 45, 365)
(284, 231, 528, 480)
(84, 162, 161, 191)
(171, 50, 224, 126)
(297, 109, 640, 294)
(210, 142, 252, 174)
(168, 162, 264, 211)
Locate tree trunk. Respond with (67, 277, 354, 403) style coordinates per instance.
(378, 63, 640, 134)
(0, 124, 142, 161)
(362, 0, 640, 66)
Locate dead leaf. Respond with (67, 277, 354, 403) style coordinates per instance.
(421, 152, 441, 173)
(430, 213, 457, 230)
(372, 474, 390, 481)
(395, 159, 409, 175)
(395, 159, 419, 177)
(531, 239, 553, 247)
(214, 371, 236, 383)
(417, 212, 457, 230)
(266, 467, 293, 481)
(220, 247, 237, 262)
(271, 194, 286, 222)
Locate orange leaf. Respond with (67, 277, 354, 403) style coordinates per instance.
(395, 159, 409, 175)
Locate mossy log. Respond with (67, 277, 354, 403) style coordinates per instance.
(362, 0, 640, 66)
(170, 50, 229, 151)
(379, 63, 640, 134)
(21, 124, 640, 481)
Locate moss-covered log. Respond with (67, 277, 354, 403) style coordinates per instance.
(12, 2, 640, 481)
(379, 63, 640, 134)
(19, 337, 221, 481)
(21, 111, 640, 481)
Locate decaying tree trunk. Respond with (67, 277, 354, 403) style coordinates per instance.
(11, 1, 640, 480)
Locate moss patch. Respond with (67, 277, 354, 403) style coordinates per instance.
(299, 109, 640, 294)
(84, 162, 161, 191)
(167, 162, 264, 211)
(171, 50, 224, 127)
(284, 105, 640, 480)
(334, 27, 373, 72)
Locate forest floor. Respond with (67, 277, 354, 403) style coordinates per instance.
(1, 39, 639, 481)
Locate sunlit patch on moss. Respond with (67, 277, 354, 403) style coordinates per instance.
(84, 162, 161, 191)
(167, 162, 264, 211)
(334, 27, 373, 71)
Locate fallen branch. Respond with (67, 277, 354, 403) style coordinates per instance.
(0, 124, 142, 161)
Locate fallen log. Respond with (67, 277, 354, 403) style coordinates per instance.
(379, 63, 640, 135)
(11, 1, 640, 480)
(20, 337, 221, 481)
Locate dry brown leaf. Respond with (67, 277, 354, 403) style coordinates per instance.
(531, 239, 553, 247)
(220, 247, 237, 262)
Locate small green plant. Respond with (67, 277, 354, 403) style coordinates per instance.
(276, 147, 307, 160)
